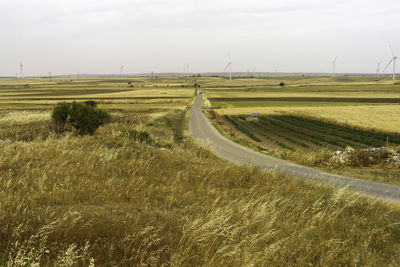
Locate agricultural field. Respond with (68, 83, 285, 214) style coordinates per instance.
(222, 114, 400, 151)
(202, 76, 400, 185)
(215, 105, 400, 133)
(1, 77, 400, 265)
(0, 77, 197, 110)
(203, 76, 400, 97)
(204, 76, 400, 133)
(203, 76, 400, 107)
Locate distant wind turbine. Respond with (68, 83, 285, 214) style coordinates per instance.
(20, 62, 24, 79)
(120, 65, 124, 78)
(224, 53, 232, 80)
(330, 57, 338, 77)
(183, 63, 190, 77)
(377, 61, 383, 79)
(383, 44, 397, 80)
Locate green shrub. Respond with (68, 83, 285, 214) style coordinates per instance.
(84, 100, 97, 107)
(69, 102, 111, 135)
(51, 101, 110, 135)
(51, 102, 71, 133)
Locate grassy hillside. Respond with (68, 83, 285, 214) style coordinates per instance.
(1, 77, 400, 265)
(1, 106, 400, 266)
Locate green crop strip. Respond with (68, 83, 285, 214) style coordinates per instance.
(279, 116, 386, 146)
(276, 141, 295, 151)
(265, 116, 365, 149)
(253, 118, 323, 146)
(247, 121, 274, 141)
(284, 115, 400, 144)
(224, 116, 261, 142)
(259, 116, 365, 149)
(249, 120, 308, 148)
(275, 116, 382, 147)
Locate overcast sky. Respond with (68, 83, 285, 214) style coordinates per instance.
(1, 0, 400, 76)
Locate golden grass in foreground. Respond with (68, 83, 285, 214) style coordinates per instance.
(215, 104, 400, 133)
(0, 110, 50, 124)
(0, 109, 400, 266)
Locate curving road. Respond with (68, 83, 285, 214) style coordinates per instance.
(189, 94, 400, 204)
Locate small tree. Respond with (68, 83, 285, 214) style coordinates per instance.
(51, 102, 71, 133)
(51, 101, 110, 135)
(84, 100, 97, 107)
(279, 82, 285, 86)
(69, 102, 110, 135)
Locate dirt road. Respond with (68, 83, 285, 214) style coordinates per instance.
(189, 94, 400, 204)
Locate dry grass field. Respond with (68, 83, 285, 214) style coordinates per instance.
(1, 77, 400, 265)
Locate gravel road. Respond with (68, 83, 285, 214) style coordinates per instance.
(189, 94, 400, 204)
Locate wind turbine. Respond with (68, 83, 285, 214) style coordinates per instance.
(383, 44, 397, 80)
(120, 65, 124, 78)
(224, 54, 232, 80)
(19, 62, 24, 79)
(330, 57, 338, 77)
(183, 63, 189, 77)
(377, 61, 383, 79)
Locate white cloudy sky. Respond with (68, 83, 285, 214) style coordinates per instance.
(1, 0, 399, 76)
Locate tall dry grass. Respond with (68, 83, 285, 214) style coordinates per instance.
(0, 110, 51, 142)
(0, 109, 400, 266)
